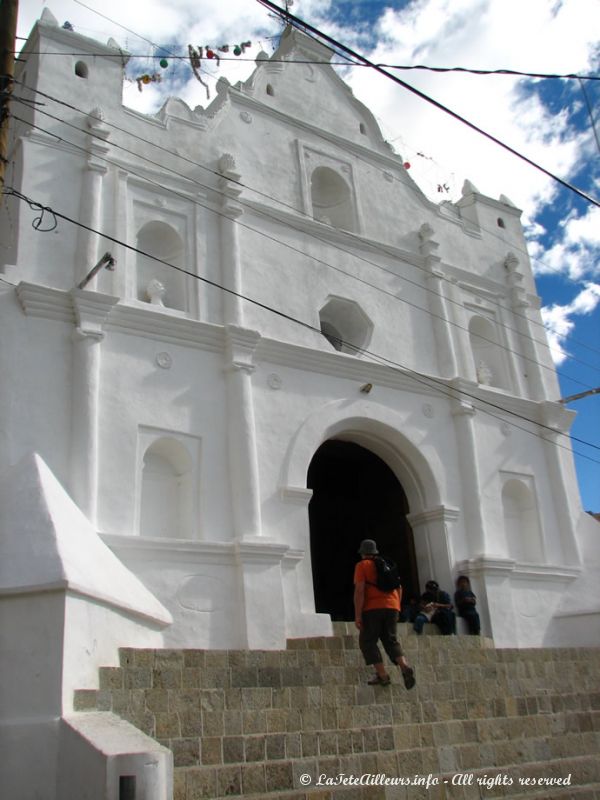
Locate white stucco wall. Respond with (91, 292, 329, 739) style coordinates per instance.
(0, 11, 595, 660)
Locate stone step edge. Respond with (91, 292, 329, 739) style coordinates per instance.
(225, 782, 600, 800)
(162, 712, 600, 770)
(172, 752, 600, 799)
(167, 729, 600, 778)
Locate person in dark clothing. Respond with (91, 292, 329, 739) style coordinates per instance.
(454, 575, 481, 635)
(398, 593, 420, 623)
(413, 580, 456, 635)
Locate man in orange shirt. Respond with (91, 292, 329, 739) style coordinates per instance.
(354, 539, 416, 688)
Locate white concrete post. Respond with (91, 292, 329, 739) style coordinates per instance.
(419, 224, 458, 379)
(451, 390, 487, 555)
(69, 291, 118, 525)
(539, 402, 581, 565)
(75, 109, 110, 289)
(224, 326, 263, 542)
(406, 505, 459, 592)
(505, 252, 546, 401)
(219, 153, 244, 327)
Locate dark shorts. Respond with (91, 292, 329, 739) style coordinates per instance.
(359, 608, 404, 665)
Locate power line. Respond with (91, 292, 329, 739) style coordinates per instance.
(3, 182, 599, 464)
(11, 81, 600, 383)
(12, 49, 600, 82)
(256, 0, 600, 210)
(12, 102, 600, 396)
(13, 18, 600, 361)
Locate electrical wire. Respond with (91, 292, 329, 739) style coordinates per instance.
(257, 0, 600, 209)
(11, 102, 600, 396)
(10, 81, 600, 383)
(12, 46, 600, 362)
(3, 182, 599, 464)
(12, 17, 600, 360)
(11, 50, 600, 81)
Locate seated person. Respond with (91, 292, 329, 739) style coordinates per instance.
(413, 580, 456, 635)
(398, 594, 420, 623)
(454, 575, 481, 635)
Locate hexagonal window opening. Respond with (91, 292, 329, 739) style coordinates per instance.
(319, 296, 373, 356)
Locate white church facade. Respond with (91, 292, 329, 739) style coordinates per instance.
(2, 8, 599, 681)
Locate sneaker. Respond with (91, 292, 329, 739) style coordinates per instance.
(401, 666, 416, 690)
(367, 674, 391, 686)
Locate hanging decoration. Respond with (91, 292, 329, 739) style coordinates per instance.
(188, 45, 210, 99)
(403, 161, 411, 170)
(135, 72, 162, 92)
(186, 40, 254, 100)
(130, 39, 255, 98)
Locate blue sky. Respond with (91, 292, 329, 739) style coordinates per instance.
(17, 0, 600, 510)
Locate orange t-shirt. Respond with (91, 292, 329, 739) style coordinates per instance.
(354, 558, 401, 612)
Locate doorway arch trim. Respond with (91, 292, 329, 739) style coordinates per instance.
(280, 399, 443, 513)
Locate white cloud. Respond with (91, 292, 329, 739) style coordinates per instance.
(532, 205, 600, 281)
(342, 0, 599, 219)
(541, 283, 600, 365)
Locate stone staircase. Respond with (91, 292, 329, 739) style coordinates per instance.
(73, 623, 600, 799)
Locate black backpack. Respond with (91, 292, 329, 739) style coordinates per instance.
(369, 556, 401, 592)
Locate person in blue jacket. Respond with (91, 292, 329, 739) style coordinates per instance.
(413, 580, 456, 635)
(454, 575, 481, 635)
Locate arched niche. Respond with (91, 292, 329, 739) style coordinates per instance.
(310, 166, 356, 232)
(468, 314, 511, 390)
(135, 221, 187, 311)
(502, 477, 543, 563)
(139, 437, 193, 539)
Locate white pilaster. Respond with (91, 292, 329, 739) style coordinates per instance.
(406, 505, 459, 591)
(69, 290, 118, 525)
(505, 252, 546, 401)
(219, 154, 244, 326)
(538, 402, 581, 565)
(419, 224, 458, 379)
(225, 325, 262, 541)
(75, 109, 110, 288)
(450, 388, 487, 555)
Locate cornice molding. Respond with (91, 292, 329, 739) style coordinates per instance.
(16, 282, 75, 323)
(11, 283, 558, 425)
(407, 506, 460, 527)
(107, 304, 224, 352)
(455, 556, 580, 582)
(255, 336, 447, 398)
(101, 533, 237, 565)
(71, 289, 119, 339)
(243, 197, 426, 268)
(234, 539, 291, 564)
(280, 486, 313, 506)
(447, 377, 546, 424)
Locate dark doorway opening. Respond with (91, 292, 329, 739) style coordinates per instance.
(307, 439, 419, 621)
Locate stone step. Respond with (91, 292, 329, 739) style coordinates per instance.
(163, 711, 600, 769)
(72, 638, 600, 800)
(171, 752, 600, 799)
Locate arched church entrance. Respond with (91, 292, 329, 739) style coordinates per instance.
(307, 439, 419, 621)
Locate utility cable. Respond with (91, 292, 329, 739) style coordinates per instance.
(12, 26, 600, 359)
(11, 50, 600, 81)
(12, 104, 600, 395)
(3, 182, 599, 464)
(256, 0, 600, 209)
(11, 82, 600, 383)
